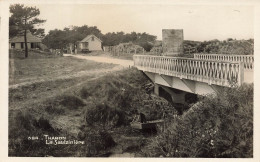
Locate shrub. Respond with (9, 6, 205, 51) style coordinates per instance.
(10, 91, 24, 101)
(45, 104, 65, 115)
(42, 95, 85, 115)
(34, 116, 55, 132)
(12, 111, 57, 135)
(77, 128, 116, 156)
(43, 95, 85, 113)
(84, 102, 126, 128)
(138, 42, 153, 52)
(58, 95, 85, 109)
(80, 87, 90, 99)
(14, 110, 37, 131)
(9, 110, 59, 156)
(81, 68, 178, 125)
(143, 84, 253, 158)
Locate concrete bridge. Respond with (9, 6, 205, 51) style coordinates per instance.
(133, 54, 254, 103)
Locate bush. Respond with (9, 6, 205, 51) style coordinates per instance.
(14, 110, 37, 131)
(77, 128, 116, 156)
(138, 42, 153, 52)
(58, 95, 85, 109)
(143, 84, 253, 158)
(43, 95, 85, 114)
(84, 102, 126, 128)
(9, 110, 59, 156)
(34, 116, 55, 132)
(182, 39, 254, 55)
(80, 87, 90, 99)
(81, 68, 178, 125)
(45, 104, 65, 115)
(12, 111, 57, 135)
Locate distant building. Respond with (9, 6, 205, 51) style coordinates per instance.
(103, 46, 114, 52)
(76, 34, 102, 53)
(9, 32, 42, 49)
(162, 29, 184, 56)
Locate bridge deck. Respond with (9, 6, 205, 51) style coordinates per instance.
(134, 54, 253, 88)
(194, 54, 254, 70)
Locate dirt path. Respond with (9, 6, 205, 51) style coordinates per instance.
(9, 54, 135, 111)
(10, 55, 133, 89)
(64, 54, 134, 67)
(9, 65, 123, 89)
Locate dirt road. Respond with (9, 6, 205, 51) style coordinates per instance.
(9, 54, 132, 89)
(9, 65, 122, 89)
(9, 55, 133, 110)
(64, 54, 134, 67)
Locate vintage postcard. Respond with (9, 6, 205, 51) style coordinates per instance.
(0, 0, 259, 161)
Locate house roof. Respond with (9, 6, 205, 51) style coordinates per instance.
(9, 32, 42, 43)
(80, 34, 102, 43)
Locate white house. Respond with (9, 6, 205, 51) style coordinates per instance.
(76, 34, 102, 53)
(9, 32, 42, 49)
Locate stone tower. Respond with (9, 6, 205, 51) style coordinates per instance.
(162, 29, 184, 56)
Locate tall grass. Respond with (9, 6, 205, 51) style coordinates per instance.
(9, 68, 180, 157)
(9, 110, 59, 156)
(143, 84, 253, 158)
(81, 68, 178, 128)
(43, 94, 85, 115)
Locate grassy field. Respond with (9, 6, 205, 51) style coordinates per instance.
(9, 50, 116, 85)
(9, 50, 117, 156)
(9, 50, 176, 157)
(9, 50, 252, 157)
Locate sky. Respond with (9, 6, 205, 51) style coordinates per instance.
(32, 4, 254, 41)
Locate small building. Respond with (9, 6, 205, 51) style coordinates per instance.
(76, 34, 102, 53)
(66, 43, 75, 54)
(9, 32, 42, 49)
(103, 46, 114, 52)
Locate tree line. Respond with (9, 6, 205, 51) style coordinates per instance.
(9, 4, 157, 58)
(42, 26, 157, 51)
(9, 4, 253, 58)
(183, 39, 254, 55)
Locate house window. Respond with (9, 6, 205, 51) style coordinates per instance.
(91, 36, 94, 41)
(21, 43, 24, 49)
(11, 43, 15, 48)
(31, 43, 34, 48)
(83, 42, 88, 48)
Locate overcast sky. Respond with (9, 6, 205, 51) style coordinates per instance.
(32, 4, 254, 41)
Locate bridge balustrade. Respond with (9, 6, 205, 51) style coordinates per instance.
(194, 54, 254, 70)
(133, 55, 244, 87)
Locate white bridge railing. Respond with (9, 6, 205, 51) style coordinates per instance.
(133, 55, 244, 87)
(194, 54, 254, 70)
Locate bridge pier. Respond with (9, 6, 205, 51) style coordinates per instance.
(146, 71, 219, 96)
(161, 86, 186, 104)
(154, 84, 160, 95)
(154, 84, 186, 104)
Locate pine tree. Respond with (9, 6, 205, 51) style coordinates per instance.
(9, 4, 46, 58)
